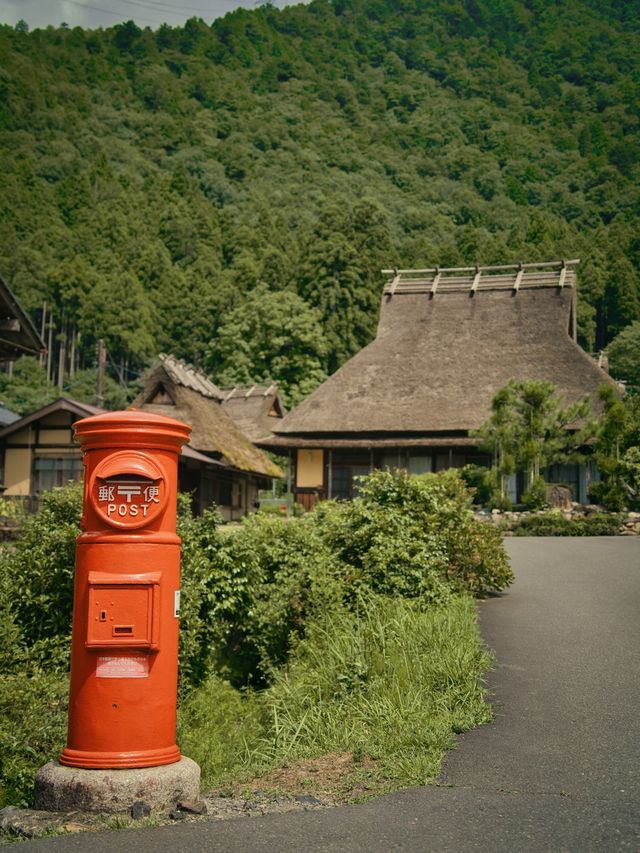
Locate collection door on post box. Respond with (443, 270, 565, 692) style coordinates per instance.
(60, 411, 191, 770)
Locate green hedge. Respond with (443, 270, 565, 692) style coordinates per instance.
(511, 512, 622, 536)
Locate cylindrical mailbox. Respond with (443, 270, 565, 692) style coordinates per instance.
(60, 410, 191, 770)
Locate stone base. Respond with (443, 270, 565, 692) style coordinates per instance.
(34, 756, 200, 815)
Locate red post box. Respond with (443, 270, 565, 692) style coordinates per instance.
(60, 410, 191, 770)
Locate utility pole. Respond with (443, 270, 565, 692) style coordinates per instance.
(46, 318, 53, 382)
(39, 301, 47, 367)
(96, 339, 106, 408)
(57, 331, 66, 392)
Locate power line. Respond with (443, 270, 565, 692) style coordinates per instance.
(111, 0, 243, 13)
(62, 0, 170, 26)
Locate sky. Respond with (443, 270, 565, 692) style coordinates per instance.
(0, 0, 302, 30)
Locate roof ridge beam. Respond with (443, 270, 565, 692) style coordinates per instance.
(381, 259, 580, 277)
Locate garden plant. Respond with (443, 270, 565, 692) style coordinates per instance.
(0, 470, 512, 808)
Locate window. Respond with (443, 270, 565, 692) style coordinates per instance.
(407, 454, 432, 475)
(33, 456, 83, 493)
(382, 451, 433, 475)
(201, 477, 217, 509)
(329, 451, 370, 500)
(219, 479, 232, 507)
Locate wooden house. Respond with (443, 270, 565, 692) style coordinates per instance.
(0, 398, 102, 508)
(0, 274, 45, 361)
(220, 384, 285, 442)
(260, 260, 616, 508)
(133, 355, 282, 519)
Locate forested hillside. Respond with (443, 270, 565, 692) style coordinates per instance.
(0, 0, 638, 404)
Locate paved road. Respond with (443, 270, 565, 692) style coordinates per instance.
(30, 537, 639, 852)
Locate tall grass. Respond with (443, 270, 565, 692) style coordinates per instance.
(178, 594, 492, 794)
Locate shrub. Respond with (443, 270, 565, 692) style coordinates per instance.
(0, 673, 68, 808)
(459, 464, 509, 508)
(521, 476, 550, 511)
(177, 502, 240, 694)
(314, 470, 513, 599)
(216, 513, 345, 685)
(588, 479, 627, 512)
(0, 486, 82, 673)
(511, 511, 622, 536)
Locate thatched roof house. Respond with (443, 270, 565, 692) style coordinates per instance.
(133, 355, 281, 518)
(261, 260, 615, 507)
(221, 384, 285, 442)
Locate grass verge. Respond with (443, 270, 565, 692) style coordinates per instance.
(178, 593, 492, 801)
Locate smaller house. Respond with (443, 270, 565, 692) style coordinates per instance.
(0, 398, 102, 508)
(133, 355, 282, 519)
(220, 384, 285, 442)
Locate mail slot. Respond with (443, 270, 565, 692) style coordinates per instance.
(86, 571, 161, 650)
(60, 410, 191, 770)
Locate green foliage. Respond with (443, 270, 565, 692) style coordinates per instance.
(177, 674, 263, 787)
(0, 673, 68, 808)
(511, 511, 622, 536)
(216, 513, 344, 683)
(315, 469, 514, 598)
(476, 380, 596, 500)
(590, 387, 640, 510)
(63, 367, 130, 410)
(473, 387, 517, 502)
(607, 321, 640, 391)
(176, 503, 231, 694)
(0, 486, 82, 672)
(205, 284, 328, 406)
(178, 594, 492, 793)
(0, 470, 509, 806)
(0, 358, 57, 416)
(0, 0, 638, 388)
(256, 594, 492, 787)
(521, 476, 551, 511)
(459, 463, 512, 510)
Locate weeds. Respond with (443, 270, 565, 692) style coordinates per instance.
(178, 595, 492, 798)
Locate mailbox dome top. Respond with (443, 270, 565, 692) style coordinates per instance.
(73, 408, 191, 452)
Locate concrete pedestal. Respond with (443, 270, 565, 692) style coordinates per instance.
(34, 756, 200, 815)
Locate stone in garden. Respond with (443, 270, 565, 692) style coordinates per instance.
(547, 485, 572, 510)
(177, 799, 208, 815)
(130, 800, 151, 820)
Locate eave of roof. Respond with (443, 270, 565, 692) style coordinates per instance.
(0, 397, 106, 440)
(0, 275, 46, 360)
(259, 435, 478, 449)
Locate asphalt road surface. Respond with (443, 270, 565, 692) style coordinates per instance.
(29, 537, 640, 852)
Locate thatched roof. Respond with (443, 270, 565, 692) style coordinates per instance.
(133, 356, 281, 478)
(267, 261, 615, 446)
(221, 383, 285, 441)
(0, 274, 45, 361)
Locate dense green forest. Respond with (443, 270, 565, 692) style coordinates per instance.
(0, 0, 638, 405)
